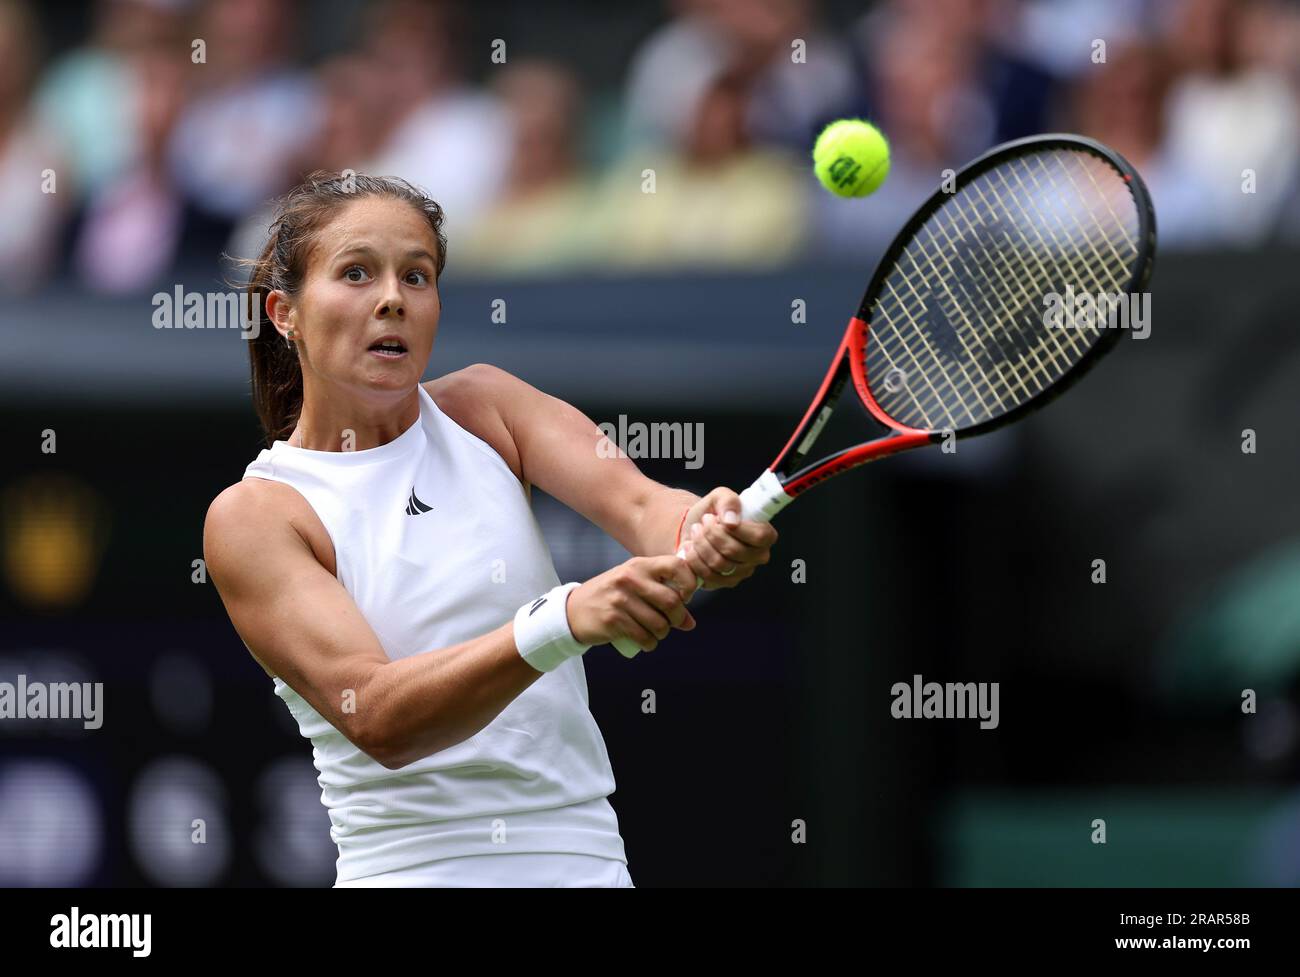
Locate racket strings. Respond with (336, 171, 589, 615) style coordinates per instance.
(878, 157, 1130, 426)
(917, 153, 1132, 420)
(866, 148, 1141, 431)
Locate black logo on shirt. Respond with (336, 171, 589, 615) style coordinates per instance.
(405, 487, 433, 515)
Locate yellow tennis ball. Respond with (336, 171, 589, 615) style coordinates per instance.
(813, 119, 890, 198)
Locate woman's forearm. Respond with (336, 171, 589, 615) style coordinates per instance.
(633, 486, 699, 557)
(362, 621, 542, 769)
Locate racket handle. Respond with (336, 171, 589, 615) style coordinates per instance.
(736, 469, 794, 523)
(612, 472, 793, 659)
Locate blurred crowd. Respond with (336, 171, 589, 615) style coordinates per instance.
(1, 0, 1299, 294)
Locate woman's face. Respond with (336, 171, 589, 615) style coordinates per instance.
(280, 195, 442, 401)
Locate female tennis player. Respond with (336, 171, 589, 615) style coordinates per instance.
(203, 172, 777, 888)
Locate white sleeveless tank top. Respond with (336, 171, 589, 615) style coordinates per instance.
(242, 382, 625, 882)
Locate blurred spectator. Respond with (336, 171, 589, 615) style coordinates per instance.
(33, 0, 187, 202)
(623, 0, 856, 155)
(298, 53, 390, 175)
(455, 61, 598, 275)
(850, 0, 1060, 151)
(0, 0, 66, 294)
(1157, 0, 1300, 245)
(813, 7, 993, 256)
(597, 63, 808, 268)
(357, 0, 511, 239)
(66, 45, 231, 293)
(7, 0, 1300, 292)
(1071, 41, 1223, 246)
(1016, 0, 1148, 77)
(167, 0, 323, 221)
(225, 51, 392, 275)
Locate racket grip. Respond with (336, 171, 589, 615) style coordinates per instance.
(736, 470, 794, 523)
(612, 472, 793, 659)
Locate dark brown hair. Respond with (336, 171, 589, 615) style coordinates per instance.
(242, 171, 447, 447)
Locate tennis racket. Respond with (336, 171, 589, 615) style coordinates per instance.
(613, 133, 1156, 658)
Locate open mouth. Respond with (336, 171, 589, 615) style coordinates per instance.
(368, 340, 408, 357)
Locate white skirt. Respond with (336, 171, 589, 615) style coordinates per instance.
(333, 852, 634, 888)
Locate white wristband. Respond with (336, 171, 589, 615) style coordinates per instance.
(513, 582, 591, 673)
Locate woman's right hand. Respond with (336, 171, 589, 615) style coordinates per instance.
(567, 556, 700, 652)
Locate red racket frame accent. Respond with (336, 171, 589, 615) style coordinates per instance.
(775, 316, 936, 499)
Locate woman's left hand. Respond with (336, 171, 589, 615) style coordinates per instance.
(676, 487, 778, 590)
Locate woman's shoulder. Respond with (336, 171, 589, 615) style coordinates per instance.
(422, 362, 514, 403)
(207, 475, 298, 522)
(422, 367, 524, 485)
(204, 477, 337, 577)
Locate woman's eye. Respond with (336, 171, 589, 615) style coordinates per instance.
(344, 266, 369, 282)
(406, 270, 429, 286)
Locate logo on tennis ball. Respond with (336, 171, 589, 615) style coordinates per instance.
(813, 119, 890, 198)
(827, 156, 861, 190)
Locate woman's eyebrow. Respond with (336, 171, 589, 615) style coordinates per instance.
(330, 244, 435, 263)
